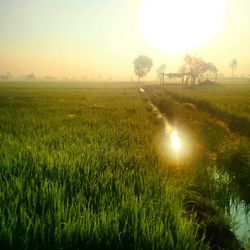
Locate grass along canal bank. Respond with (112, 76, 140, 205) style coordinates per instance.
(144, 85, 249, 249)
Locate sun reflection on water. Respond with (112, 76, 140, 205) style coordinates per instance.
(170, 130, 181, 152)
(137, 89, 190, 159)
(164, 122, 190, 159)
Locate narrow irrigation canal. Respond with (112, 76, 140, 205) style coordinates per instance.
(210, 167, 250, 246)
(139, 86, 250, 248)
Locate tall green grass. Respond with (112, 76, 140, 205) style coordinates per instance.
(0, 85, 204, 249)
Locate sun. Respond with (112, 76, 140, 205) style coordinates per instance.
(139, 0, 225, 53)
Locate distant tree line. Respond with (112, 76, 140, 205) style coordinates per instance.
(133, 54, 240, 85)
(0, 72, 12, 80)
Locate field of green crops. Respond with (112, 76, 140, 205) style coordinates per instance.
(0, 82, 206, 250)
(167, 83, 250, 118)
(0, 81, 249, 249)
(156, 83, 250, 136)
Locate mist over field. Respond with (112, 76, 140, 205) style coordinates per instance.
(1, 1, 250, 250)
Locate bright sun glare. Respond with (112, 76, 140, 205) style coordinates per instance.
(170, 130, 181, 152)
(139, 0, 225, 53)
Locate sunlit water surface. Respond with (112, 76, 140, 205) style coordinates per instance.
(210, 167, 250, 246)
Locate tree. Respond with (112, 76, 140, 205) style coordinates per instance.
(134, 55, 153, 82)
(0, 72, 12, 80)
(229, 59, 237, 77)
(204, 62, 217, 82)
(156, 64, 166, 83)
(182, 55, 217, 85)
(178, 65, 187, 85)
(183, 55, 207, 85)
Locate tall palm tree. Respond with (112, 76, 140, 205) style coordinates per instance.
(229, 59, 238, 77)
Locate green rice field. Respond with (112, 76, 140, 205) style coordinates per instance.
(0, 81, 249, 249)
(157, 83, 250, 136)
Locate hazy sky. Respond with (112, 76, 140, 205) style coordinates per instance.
(0, 0, 250, 80)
